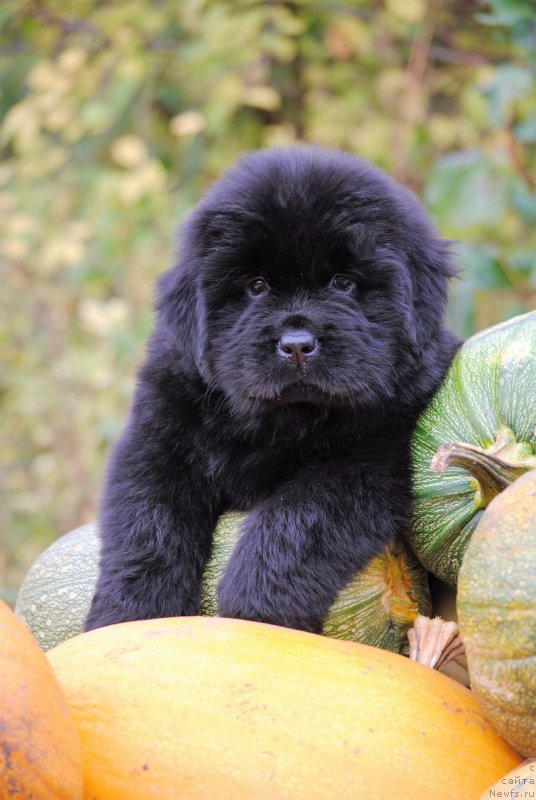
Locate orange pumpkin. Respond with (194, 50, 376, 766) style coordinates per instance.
(0, 600, 83, 799)
(48, 616, 521, 800)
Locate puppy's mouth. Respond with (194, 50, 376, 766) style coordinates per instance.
(248, 382, 335, 407)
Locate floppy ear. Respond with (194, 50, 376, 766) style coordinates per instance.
(156, 257, 208, 377)
(393, 266, 419, 350)
(155, 203, 236, 379)
(404, 236, 458, 354)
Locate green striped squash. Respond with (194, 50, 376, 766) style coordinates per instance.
(407, 311, 536, 585)
(16, 514, 430, 653)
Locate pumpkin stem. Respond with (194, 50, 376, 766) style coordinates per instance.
(408, 615, 465, 671)
(430, 427, 536, 509)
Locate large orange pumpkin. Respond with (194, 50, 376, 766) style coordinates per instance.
(47, 616, 520, 800)
(0, 600, 83, 799)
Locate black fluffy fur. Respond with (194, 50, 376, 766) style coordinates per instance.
(85, 146, 460, 634)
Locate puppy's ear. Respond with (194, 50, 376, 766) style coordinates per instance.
(393, 267, 419, 350)
(156, 258, 208, 377)
(405, 237, 458, 353)
(155, 206, 233, 379)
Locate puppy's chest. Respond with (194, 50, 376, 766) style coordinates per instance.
(205, 434, 352, 510)
(205, 444, 294, 508)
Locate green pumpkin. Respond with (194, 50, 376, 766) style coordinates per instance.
(458, 469, 536, 757)
(202, 514, 431, 653)
(407, 311, 536, 585)
(16, 514, 430, 653)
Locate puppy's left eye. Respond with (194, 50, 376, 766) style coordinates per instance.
(331, 274, 354, 292)
(247, 277, 270, 296)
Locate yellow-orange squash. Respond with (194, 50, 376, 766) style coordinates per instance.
(48, 616, 520, 800)
(0, 600, 83, 800)
(458, 469, 536, 756)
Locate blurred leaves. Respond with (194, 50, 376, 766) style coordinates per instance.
(1, 0, 535, 597)
(425, 151, 510, 229)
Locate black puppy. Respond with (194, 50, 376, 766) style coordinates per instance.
(86, 146, 459, 633)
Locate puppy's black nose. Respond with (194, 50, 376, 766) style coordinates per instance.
(277, 330, 319, 366)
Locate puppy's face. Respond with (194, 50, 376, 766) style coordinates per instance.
(202, 224, 403, 414)
(163, 147, 453, 417)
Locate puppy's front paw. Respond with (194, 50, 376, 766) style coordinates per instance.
(84, 596, 134, 631)
(216, 572, 261, 623)
(217, 568, 323, 634)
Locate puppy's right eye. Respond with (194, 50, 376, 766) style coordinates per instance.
(331, 274, 354, 292)
(247, 277, 269, 297)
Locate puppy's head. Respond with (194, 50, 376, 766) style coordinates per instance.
(159, 146, 456, 416)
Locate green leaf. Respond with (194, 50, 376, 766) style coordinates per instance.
(480, 65, 534, 128)
(511, 251, 536, 283)
(515, 111, 536, 142)
(475, 0, 536, 27)
(424, 151, 509, 230)
(512, 181, 536, 224)
(455, 242, 510, 290)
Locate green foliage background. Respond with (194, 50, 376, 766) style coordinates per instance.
(1, 0, 535, 602)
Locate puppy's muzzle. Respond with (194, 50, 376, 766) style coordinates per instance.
(276, 330, 319, 366)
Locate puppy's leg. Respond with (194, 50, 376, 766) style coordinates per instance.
(217, 458, 410, 633)
(85, 401, 220, 631)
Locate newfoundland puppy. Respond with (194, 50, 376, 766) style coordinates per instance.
(85, 146, 459, 634)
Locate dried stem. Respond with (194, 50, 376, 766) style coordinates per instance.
(408, 615, 465, 671)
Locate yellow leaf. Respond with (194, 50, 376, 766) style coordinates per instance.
(6, 214, 36, 235)
(41, 238, 84, 274)
(110, 135, 149, 168)
(78, 299, 129, 337)
(325, 17, 374, 58)
(1, 102, 40, 149)
(325, 22, 353, 60)
(57, 48, 87, 73)
(348, 119, 392, 164)
(263, 123, 298, 147)
(170, 111, 206, 137)
(45, 107, 73, 132)
(28, 61, 72, 94)
(2, 240, 28, 260)
(385, 0, 425, 23)
(377, 69, 406, 102)
(241, 86, 281, 111)
(116, 162, 167, 204)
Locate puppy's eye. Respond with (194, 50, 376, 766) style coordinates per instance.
(331, 274, 354, 292)
(247, 277, 269, 297)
